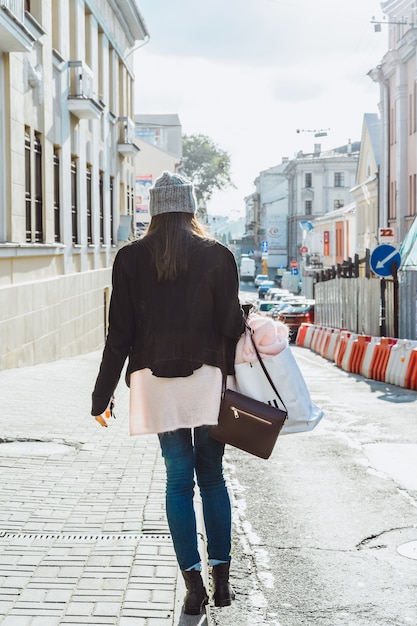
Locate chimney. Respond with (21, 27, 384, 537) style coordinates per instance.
(347, 138, 352, 156)
(282, 156, 289, 163)
(314, 143, 321, 156)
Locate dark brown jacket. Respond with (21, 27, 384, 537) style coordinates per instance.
(91, 237, 245, 416)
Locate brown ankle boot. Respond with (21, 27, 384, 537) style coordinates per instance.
(212, 562, 234, 607)
(181, 570, 209, 615)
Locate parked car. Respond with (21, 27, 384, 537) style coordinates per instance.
(254, 274, 270, 287)
(275, 300, 315, 342)
(257, 280, 275, 299)
(255, 301, 279, 316)
(266, 288, 290, 301)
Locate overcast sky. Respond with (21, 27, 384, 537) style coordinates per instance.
(134, 0, 389, 217)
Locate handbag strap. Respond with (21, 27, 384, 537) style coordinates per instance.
(244, 319, 288, 412)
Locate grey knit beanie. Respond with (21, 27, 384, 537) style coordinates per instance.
(149, 171, 196, 217)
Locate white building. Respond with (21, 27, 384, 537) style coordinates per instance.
(134, 114, 182, 234)
(284, 142, 359, 264)
(0, 0, 149, 369)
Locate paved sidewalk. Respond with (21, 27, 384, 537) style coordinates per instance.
(0, 352, 210, 626)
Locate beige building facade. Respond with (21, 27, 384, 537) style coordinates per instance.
(369, 0, 417, 244)
(350, 113, 380, 260)
(0, 0, 149, 369)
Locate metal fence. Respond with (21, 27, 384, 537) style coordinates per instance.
(312, 272, 416, 340)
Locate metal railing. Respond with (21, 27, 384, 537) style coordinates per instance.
(67, 60, 94, 99)
(117, 116, 135, 144)
(0, 0, 24, 22)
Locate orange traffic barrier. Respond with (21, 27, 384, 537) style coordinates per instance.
(368, 337, 398, 382)
(316, 326, 331, 356)
(385, 340, 417, 386)
(303, 324, 317, 349)
(334, 330, 351, 369)
(404, 348, 417, 390)
(296, 323, 312, 347)
(361, 337, 379, 378)
(347, 335, 372, 375)
(341, 333, 359, 372)
(310, 326, 324, 353)
(319, 327, 333, 358)
(324, 328, 342, 362)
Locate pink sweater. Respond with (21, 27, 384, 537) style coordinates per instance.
(129, 365, 225, 436)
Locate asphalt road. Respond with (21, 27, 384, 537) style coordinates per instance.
(212, 338, 417, 626)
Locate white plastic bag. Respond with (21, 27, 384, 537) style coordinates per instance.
(234, 347, 324, 434)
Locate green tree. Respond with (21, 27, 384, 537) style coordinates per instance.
(181, 134, 235, 205)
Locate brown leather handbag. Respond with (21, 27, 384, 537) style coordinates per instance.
(211, 328, 287, 459)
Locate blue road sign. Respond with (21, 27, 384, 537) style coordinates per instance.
(261, 241, 268, 253)
(291, 268, 299, 276)
(370, 244, 401, 277)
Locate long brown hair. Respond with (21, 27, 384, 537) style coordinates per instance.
(143, 213, 213, 282)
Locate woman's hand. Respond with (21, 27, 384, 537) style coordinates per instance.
(94, 398, 115, 427)
(95, 414, 109, 427)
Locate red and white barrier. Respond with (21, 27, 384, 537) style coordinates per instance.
(385, 340, 417, 387)
(345, 335, 372, 375)
(405, 348, 417, 390)
(296, 323, 312, 347)
(341, 333, 359, 372)
(368, 337, 397, 382)
(297, 324, 417, 391)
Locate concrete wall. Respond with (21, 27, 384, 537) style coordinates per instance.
(0, 267, 111, 369)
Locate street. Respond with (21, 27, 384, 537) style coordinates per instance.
(213, 334, 417, 626)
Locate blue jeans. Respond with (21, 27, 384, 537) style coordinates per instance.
(158, 426, 231, 571)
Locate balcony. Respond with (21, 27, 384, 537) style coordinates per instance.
(117, 117, 140, 157)
(67, 61, 103, 120)
(0, 0, 35, 52)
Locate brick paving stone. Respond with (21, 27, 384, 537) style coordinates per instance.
(0, 353, 211, 626)
(1, 617, 34, 625)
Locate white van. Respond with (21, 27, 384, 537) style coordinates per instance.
(240, 255, 256, 282)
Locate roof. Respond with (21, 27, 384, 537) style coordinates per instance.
(134, 114, 181, 127)
(314, 202, 356, 222)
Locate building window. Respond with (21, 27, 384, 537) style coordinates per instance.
(86, 165, 92, 244)
(110, 177, 115, 245)
(305, 172, 312, 188)
(128, 185, 134, 216)
(335, 221, 344, 261)
(99, 171, 104, 243)
(25, 131, 31, 242)
(25, 129, 44, 243)
(53, 149, 61, 242)
(334, 199, 344, 209)
(71, 159, 79, 244)
(323, 230, 330, 256)
(334, 172, 344, 187)
(34, 134, 43, 243)
(305, 200, 312, 215)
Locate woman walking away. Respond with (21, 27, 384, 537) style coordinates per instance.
(91, 171, 245, 615)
